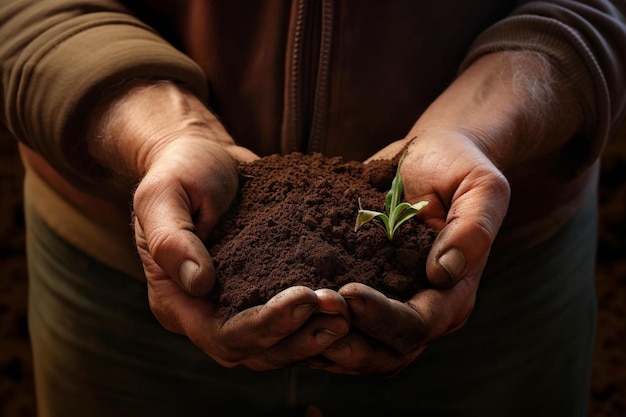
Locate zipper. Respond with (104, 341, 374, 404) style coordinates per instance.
(282, 0, 333, 154)
(307, 0, 333, 153)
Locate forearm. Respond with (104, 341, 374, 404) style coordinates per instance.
(0, 0, 208, 189)
(407, 51, 583, 178)
(455, 0, 626, 171)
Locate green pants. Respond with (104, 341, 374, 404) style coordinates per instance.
(26, 196, 597, 417)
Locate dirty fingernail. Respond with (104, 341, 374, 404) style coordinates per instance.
(292, 304, 316, 320)
(438, 248, 465, 282)
(315, 329, 342, 346)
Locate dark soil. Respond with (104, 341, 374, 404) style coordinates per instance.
(206, 153, 436, 319)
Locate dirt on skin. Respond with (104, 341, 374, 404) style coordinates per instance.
(206, 152, 436, 319)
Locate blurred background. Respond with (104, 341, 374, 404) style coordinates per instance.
(1, 124, 624, 416)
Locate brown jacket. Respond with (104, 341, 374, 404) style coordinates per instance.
(1, 0, 625, 275)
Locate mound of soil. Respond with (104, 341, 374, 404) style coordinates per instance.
(206, 153, 436, 319)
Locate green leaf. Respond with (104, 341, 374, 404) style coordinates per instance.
(385, 164, 404, 214)
(409, 200, 429, 211)
(378, 214, 391, 238)
(354, 158, 428, 240)
(390, 201, 428, 235)
(390, 201, 417, 223)
(355, 209, 387, 231)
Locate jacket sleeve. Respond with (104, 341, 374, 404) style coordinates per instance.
(0, 0, 208, 183)
(460, 0, 626, 170)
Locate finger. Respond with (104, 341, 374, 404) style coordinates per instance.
(314, 288, 350, 319)
(426, 163, 510, 287)
(240, 290, 349, 369)
(133, 174, 216, 296)
(405, 280, 476, 341)
(137, 223, 217, 339)
(340, 281, 475, 354)
(402, 137, 510, 288)
(261, 289, 350, 363)
(133, 139, 240, 296)
(141, 263, 246, 369)
(217, 286, 321, 355)
(312, 332, 423, 376)
(244, 313, 350, 371)
(145, 263, 215, 337)
(338, 283, 426, 353)
(134, 158, 229, 296)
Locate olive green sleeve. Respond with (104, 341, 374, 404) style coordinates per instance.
(0, 0, 208, 184)
(460, 0, 626, 172)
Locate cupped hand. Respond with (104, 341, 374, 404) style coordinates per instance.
(88, 80, 349, 369)
(309, 51, 587, 375)
(312, 130, 510, 375)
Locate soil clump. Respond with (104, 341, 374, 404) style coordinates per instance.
(206, 153, 436, 319)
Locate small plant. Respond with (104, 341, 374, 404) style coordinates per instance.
(354, 160, 428, 241)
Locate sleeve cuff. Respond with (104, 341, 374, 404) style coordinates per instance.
(14, 12, 208, 185)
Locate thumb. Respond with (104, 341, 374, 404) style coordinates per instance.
(133, 200, 216, 297)
(131, 139, 240, 296)
(426, 165, 510, 288)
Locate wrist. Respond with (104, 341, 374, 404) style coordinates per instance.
(408, 51, 583, 175)
(86, 79, 235, 185)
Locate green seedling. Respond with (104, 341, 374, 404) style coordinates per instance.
(354, 161, 428, 241)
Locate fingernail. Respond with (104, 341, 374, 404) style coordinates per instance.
(315, 329, 341, 346)
(343, 296, 365, 314)
(179, 259, 207, 295)
(292, 304, 316, 320)
(179, 259, 199, 284)
(438, 248, 465, 282)
(325, 343, 351, 359)
(318, 310, 341, 315)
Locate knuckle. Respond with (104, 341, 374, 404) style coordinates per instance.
(469, 215, 497, 251)
(147, 227, 177, 259)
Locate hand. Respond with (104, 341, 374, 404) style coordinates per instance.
(132, 137, 350, 369)
(310, 132, 510, 375)
(88, 80, 350, 369)
(313, 51, 582, 376)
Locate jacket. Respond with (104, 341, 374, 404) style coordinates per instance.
(1, 0, 625, 277)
